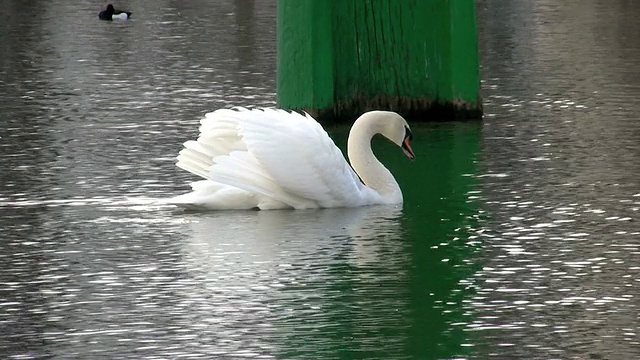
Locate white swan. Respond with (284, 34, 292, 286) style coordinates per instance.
(169, 108, 415, 210)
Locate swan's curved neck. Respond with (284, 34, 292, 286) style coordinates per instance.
(347, 115, 402, 203)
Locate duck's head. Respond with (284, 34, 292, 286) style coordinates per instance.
(106, 4, 115, 13)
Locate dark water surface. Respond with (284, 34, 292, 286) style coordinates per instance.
(0, 0, 638, 359)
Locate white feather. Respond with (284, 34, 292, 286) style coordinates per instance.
(112, 13, 129, 20)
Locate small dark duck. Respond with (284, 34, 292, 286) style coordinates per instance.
(99, 4, 132, 21)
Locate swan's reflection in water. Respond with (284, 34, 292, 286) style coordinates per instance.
(179, 206, 410, 357)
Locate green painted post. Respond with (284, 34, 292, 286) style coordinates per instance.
(277, 0, 482, 122)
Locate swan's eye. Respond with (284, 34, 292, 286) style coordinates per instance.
(404, 126, 413, 141)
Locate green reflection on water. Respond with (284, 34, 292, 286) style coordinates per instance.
(278, 122, 482, 359)
(397, 122, 483, 359)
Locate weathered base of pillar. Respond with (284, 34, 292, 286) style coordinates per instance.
(292, 96, 482, 124)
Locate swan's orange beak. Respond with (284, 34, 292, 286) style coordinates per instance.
(402, 136, 415, 160)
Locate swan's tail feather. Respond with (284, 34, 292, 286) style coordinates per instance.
(181, 141, 214, 165)
(176, 141, 215, 180)
(175, 113, 245, 180)
(176, 156, 210, 180)
(197, 127, 238, 140)
(167, 180, 260, 210)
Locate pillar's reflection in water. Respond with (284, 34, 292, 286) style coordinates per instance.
(177, 123, 482, 358)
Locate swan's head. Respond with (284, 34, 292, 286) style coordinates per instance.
(369, 111, 415, 160)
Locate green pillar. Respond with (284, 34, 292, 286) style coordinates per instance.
(277, 0, 482, 122)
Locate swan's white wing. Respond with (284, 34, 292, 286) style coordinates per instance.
(176, 110, 245, 180)
(215, 108, 381, 208)
(175, 107, 382, 209)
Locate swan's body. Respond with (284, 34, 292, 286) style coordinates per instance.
(169, 108, 414, 210)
